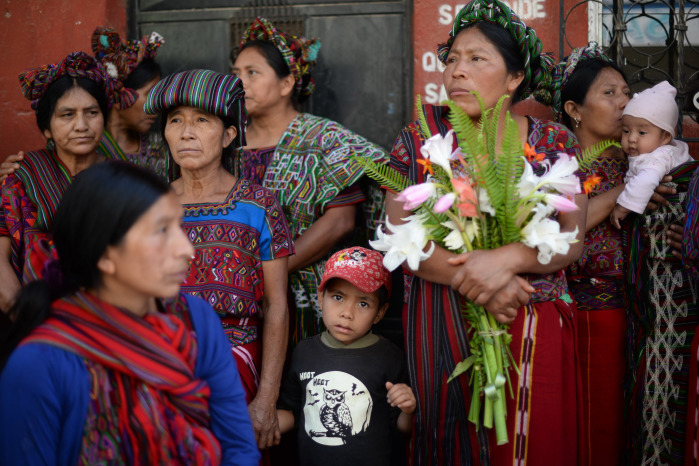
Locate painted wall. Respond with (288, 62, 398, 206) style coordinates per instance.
(0, 0, 126, 161)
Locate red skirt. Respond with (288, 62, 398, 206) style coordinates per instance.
(577, 307, 626, 466)
(404, 280, 581, 466)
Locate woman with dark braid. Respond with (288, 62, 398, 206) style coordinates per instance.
(384, 1, 587, 463)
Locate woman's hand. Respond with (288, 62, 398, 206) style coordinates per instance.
(0, 152, 23, 184)
(448, 251, 533, 322)
(447, 249, 517, 305)
(667, 222, 684, 259)
(647, 176, 675, 211)
(248, 394, 281, 449)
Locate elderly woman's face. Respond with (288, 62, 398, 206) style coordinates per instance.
(99, 191, 193, 302)
(164, 106, 236, 172)
(43, 85, 104, 158)
(443, 27, 523, 119)
(574, 67, 630, 143)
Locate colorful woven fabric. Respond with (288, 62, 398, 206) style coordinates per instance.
(235, 113, 388, 344)
(240, 17, 321, 98)
(683, 167, 699, 273)
(18, 51, 132, 110)
(144, 69, 247, 146)
(624, 161, 699, 465)
(91, 26, 163, 109)
(0, 150, 72, 282)
(389, 103, 582, 465)
(97, 131, 167, 177)
(181, 178, 293, 347)
(534, 42, 612, 122)
(22, 291, 221, 464)
(437, 0, 554, 100)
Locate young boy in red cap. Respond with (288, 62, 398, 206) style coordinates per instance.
(276, 247, 415, 465)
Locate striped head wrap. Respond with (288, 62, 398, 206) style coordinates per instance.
(144, 69, 247, 146)
(240, 17, 321, 98)
(437, 0, 554, 100)
(534, 42, 612, 122)
(91, 26, 164, 109)
(18, 51, 128, 111)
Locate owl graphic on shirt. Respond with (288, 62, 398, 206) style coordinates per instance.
(303, 371, 372, 446)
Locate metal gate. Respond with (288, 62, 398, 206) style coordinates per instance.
(127, 0, 412, 151)
(559, 0, 699, 138)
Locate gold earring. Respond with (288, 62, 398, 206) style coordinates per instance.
(574, 118, 581, 128)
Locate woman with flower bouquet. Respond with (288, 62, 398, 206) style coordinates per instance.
(379, 1, 587, 464)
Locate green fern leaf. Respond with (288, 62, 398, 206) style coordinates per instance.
(416, 95, 433, 140)
(577, 139, 621, 173)
(351, 156, 411, 193)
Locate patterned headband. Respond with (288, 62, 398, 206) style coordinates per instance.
(437, 0, 554, 100)
(92, 26, 165, 109)
(534, 42, 612, 122)
(144, 69, 247, 146)
(240, 17, 321, 98)
(18, 51, 129, 111)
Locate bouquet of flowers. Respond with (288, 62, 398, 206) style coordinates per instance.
(354, 95, 611, 444)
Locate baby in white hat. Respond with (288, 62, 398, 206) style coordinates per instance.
(610, 81, 693, 228)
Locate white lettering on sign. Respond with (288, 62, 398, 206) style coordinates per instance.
(422, 52, 447, 73)
(438, 0, 545, 24)
(424, 83, 449, 104)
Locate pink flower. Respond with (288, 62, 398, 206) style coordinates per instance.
(434, 193, 456, 213)
(451, 178, 479, 218)
(395, 183, 437, 210)
(543, 193, 579, 213)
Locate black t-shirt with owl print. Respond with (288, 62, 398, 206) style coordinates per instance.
(278, 332, 409, 466)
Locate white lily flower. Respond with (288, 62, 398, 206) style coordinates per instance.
(370, 219, 435, 271)
(517, 157, 540, 198)
(420, 130, 457, 177)
(441, 220, 466, 251)
(521, 205, 578, 264)
(538, 153, 581, 196)
(477, 188, 496, 216)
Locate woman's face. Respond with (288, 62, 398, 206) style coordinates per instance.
(443, 27, 524, 119)
(164, 106, 236, 173)
(570, 67, 630, 143)
(43, 85, 104, 158)
(232, 46, 294, 117)
(99, 192, 194, 303)
(118, 76, 160, 134)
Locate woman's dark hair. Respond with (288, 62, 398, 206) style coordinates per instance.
(560, 58, 627, 129)
(237, 40, 311, 106)
(160, 108, 242, 180)
(458, 22, 532, 103)
(0, 161, 170, 369)
(123, 58, 162, 91)
(35, 76, 110, 133)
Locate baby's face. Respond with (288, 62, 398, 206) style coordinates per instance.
(621, 115, 673, 157)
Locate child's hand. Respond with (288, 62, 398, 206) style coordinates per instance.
(386, 381, 416, 415)
(610, 204, 631, 229)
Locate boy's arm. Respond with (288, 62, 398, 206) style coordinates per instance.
(386, 381, 416, 434)
(276, 409, 295, 434)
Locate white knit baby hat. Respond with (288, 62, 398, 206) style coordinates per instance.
(623, 80, 678, 135)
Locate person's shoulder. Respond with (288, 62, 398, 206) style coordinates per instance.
(237, 179, 279, 204)
(180, 293, 219, 328)
(1, 343, 86, 393)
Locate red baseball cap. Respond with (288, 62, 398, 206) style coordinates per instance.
(319, 247, 392, 295)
